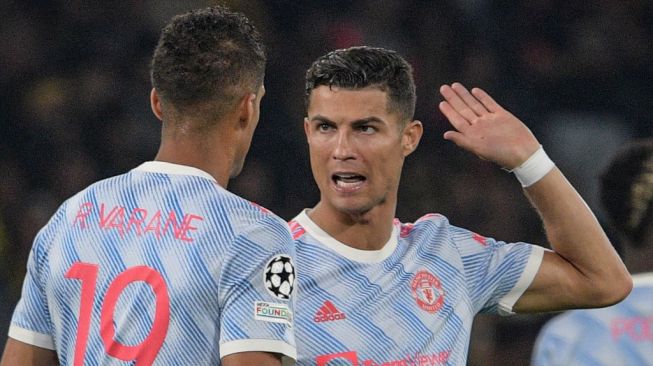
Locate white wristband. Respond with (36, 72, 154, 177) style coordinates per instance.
(509, 146, 555, 187)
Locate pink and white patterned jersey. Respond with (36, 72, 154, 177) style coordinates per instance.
(289, 210, 543, 366)
(532, 272, 653, 366)
(9, 161, 297, 365)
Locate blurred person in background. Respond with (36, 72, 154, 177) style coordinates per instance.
(288, 46, 631, 365)
(532, 139, 653, 365)
(1, 6, 297, 366)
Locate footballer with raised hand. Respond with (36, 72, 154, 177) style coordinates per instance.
(289, 46, 631, 365)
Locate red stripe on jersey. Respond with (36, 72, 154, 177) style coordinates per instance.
(472, 233, 488, 246)
(288, 220, 306, 240)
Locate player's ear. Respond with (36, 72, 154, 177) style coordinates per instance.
(150, 88, 163, 121)
(402, 120, 423, 156)
(303, 117, 311, 139)
(236, 92, 258, 129)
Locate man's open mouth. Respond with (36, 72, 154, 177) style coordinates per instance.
(332, 173, 366, 189)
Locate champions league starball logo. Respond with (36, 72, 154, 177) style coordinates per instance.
(264, 255, 295, 300)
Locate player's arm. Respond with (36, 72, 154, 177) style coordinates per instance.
(218, 214, 297, 364)
(512, 167, 632, 312)
(0, 338, 58, 366)
(438, 83, 632, 312)
(222, 351, 282, 366)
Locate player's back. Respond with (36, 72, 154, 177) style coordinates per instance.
(532, 273, 653, 366)
(9, 162, 296, 365)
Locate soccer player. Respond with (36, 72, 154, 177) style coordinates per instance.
(1, 7, 296, 366)
(288, 46, 632, 365)
(532, 139, 653, 365)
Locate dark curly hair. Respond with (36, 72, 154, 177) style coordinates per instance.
(305, 46, 416, 123)
(150, 6, 266, 121)
(601, 139, 653, 246)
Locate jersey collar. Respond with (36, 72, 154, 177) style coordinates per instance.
(133, 161, 217, 183)
(293, 209, 399, 263)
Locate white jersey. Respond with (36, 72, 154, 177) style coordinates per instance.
(289, 210, 543, 365)
(9, 161, 297, 365)
(532, 272, 653, 366)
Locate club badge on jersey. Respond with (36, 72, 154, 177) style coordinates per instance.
(411, 270, 446, 313)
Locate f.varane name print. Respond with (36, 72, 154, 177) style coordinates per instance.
(72, 202, 204, 242)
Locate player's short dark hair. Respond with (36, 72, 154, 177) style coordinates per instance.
(305, 46, 416, 123)
(600, 139, 653, 246)
(150, 6, 266, 121)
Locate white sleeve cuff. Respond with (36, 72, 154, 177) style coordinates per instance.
(8, 325, 55, 350)
(220, 339, 296, 364)
(497, 245, 546, 315)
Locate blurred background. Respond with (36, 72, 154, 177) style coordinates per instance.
(0, 0, 651, 364)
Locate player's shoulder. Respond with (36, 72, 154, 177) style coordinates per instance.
(58, 171, 131, 213)
(76, 166, 288, 238)
(122, 161, 287, 232)
(222, 190, 285, 223)
(543, 305, 615, 339)
(287, 217, 306, 241)
(392, 213, 450, 237)
(63, 169, 135, 208)
(536, 312, 593, 348)
(211, 191, 290, 240)
(632, 272, 653, 287)
(53, 169, 129, 215)
(394, 213, 449, 227)
(29, 172, 129, 254)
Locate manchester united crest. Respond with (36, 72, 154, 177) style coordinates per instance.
(411, 270, 445, 313)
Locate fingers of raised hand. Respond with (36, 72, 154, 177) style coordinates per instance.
(439, 83, 491, 123)
(442, 130, 469, 148)
(439, 84, 478, 123)
(451, 83, 490, 117)
(438, 101, 470, 133)
(470, 87, 502, 113)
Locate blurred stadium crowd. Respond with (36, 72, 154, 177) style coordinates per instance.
(0, 1, 651, 364)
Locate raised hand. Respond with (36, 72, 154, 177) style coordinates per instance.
(438, 83, 540, 170)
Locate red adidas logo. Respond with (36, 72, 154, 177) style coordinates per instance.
(314, 300, 346, 323)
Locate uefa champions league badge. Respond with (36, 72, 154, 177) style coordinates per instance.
(263, 255, 295, 300)
(411, 270, 445, 313)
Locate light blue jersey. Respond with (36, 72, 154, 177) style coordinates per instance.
(532, 273, 653, 366)
(290, 210, 543, 365)
(9, 162, 297, 365)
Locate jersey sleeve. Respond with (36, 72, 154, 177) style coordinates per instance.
(451, 224, 544, 315)
(218, 215, 297, 363)
(8, 228, 55, 350)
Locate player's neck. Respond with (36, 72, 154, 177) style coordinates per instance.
(308, 201, 395, 251)
(155, 132, 235, 188)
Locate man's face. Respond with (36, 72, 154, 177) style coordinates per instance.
(305, 85, 422, 216)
